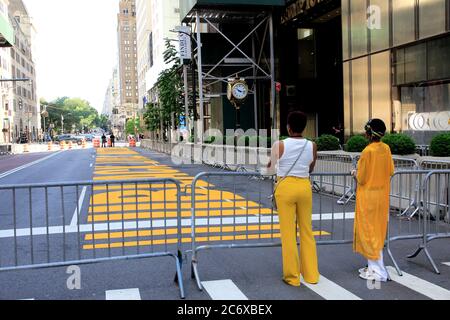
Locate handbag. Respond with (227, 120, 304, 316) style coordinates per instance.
(270, 140, 309, 210)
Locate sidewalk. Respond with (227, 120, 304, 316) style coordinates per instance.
(0, 142, 94, 155)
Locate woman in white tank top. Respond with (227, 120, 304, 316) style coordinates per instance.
(267, 111, 320, 287)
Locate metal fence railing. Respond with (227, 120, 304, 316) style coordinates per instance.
(189, 172, 357, 291)
(0, 178, 185, 299)
(407, 171, 450, 274)
(419, 159, 450, 170)
(387, 170, 450, 275)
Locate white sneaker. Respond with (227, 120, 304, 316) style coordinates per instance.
(358, 267, 368, 274)
(359, 270, 387, 282)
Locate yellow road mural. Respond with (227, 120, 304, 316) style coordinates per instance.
(83, 148, 329, 250)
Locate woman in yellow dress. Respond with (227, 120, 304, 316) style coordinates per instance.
(352, 119, 394, 282)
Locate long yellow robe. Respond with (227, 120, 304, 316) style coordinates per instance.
(354, 142, 395, 260)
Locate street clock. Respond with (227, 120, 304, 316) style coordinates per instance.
(227, 78, 249, 129)
(227, 78, 249, 104)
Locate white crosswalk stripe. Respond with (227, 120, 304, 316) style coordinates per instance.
(202, 280, 248, 300)
(387, 266, 450, 300)
(301, 275, 362, 300)
(105, 288, 141, 300)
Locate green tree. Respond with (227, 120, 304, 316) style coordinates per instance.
(43, 97, 100, 134)
(155, 40, 184, 133)
(143, 102, 161, 131)
(126, 117, 142, 136)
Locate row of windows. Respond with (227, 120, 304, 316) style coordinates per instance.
(14, 85, 35, 101)
(123, 46, 137, 51)
(2, 99, 37, 114)
(342, 0, 448, 60)
(11, 48, 34, 74)
(394, 34, 450, 85)
(12, 67, 32, 81)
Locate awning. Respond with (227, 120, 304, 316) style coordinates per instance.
(0, 14, 14, 47)
(181, 0, 285, 22)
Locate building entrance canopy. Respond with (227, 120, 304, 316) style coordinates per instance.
(181, 0, 285, 22)
(0, 13, 14, 47)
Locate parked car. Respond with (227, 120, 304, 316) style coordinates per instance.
(81, 134, 94, 142)
(54, 134, 83, 145)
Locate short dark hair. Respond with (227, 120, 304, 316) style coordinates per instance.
(287, 111, 307, 134)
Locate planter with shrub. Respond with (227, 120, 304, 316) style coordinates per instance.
(381, 133, 416, 155)
(316, 134, 341, 151)
(346, 135, 369, 153)
(430, 133, 450, 157)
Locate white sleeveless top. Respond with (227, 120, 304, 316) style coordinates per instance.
(277, 138, 313, 178)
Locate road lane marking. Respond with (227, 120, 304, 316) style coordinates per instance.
(0, 151, 63, 180)
(105, 288, 141, 300)
(0, 213, 348, 239)
(301, 275, 361, 300)
(387, 266, 450, 300)
(202, 280, 248, 300)
(70, 186, 88, 227)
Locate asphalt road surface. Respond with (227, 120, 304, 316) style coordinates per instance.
(0, 146, 449, 300)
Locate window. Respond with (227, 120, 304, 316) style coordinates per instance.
(148, 32, 154, 67)
(419, 0, 446, 39)
(393, 0, 416, 46)
(394, 34, 450, 85)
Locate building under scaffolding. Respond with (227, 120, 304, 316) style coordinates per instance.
(179, 1, 284, 142)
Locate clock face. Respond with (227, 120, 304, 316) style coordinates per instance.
(232, 83, 248, 100)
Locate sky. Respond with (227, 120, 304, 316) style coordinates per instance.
(23, 0, 119, 113)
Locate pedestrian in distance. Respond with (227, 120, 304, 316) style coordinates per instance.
(110, 133, 115, 147)
(351, 119, 394, 282)
(268, 111, 320, 287)
(101, 133, 107, 148)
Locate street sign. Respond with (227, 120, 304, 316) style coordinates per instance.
(176, 26, 191, 63)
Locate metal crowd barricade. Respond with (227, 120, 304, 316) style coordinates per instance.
(406, 170, 450, 274)
(419, 158, 450, 170)
(0, 178, 185, 299)
(190, 171, 357, 291)
(386, 170, 431, 276)
(314, 153, 358, 205)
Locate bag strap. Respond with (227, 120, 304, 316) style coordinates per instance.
(273, 140, 309, 194)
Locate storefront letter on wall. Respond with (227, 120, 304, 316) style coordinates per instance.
(367, 5, 381, 30)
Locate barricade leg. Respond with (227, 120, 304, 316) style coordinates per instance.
(406, 245, 441, 274)
(173, 252, 186, 299)
(191, 257, 203, 291)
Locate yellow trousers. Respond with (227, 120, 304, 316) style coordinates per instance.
(275, 177, 319, 286)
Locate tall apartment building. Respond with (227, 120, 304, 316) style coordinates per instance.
(136, 0, 180, 106)
(102, 67, 125, 138)
(117, 0, 138, 126)
(136, 0, 151, 111)
(5, 0, 39, 144)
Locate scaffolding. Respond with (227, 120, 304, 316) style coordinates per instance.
(181, 7, 279, 143)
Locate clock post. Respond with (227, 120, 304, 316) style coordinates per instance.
(227, 77, 249, 130)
